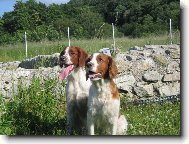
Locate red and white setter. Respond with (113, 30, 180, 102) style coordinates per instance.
(59, 46, 91, 135)
(86, 53, 128, 135)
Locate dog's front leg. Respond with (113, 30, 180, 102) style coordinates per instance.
(66, 100, 74, 135)
(88, 122, 94, 135)
(66, 111, 74, 135)
(87, 112, 94, 135)
(111, 118, 118, 135)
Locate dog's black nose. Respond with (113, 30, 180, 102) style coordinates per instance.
(87, 62, 93, 68)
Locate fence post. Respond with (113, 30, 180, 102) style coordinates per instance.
(24, 31, 28, 59)
(169, 18, 173, 44)
(68, 27, 70, 47)
(112, 23, 116, 52)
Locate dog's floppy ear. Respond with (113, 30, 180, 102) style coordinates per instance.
(108, 56, 118, 79)
(77, 47, 88, 67)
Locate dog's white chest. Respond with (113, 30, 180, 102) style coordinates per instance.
(67, 68, 91, 93)
(88, 81, 119, 119)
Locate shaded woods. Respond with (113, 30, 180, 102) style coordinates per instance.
(0, 0, 180, 44)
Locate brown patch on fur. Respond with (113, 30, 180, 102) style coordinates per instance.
(76, 47, 88, 67)
(68, 47, 79, 66)
(108, 56, 118, 79)
(110, 80, 119, 99)
(69, 47, 88, 67)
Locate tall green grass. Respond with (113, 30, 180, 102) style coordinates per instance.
(0, 78, 180, 135)
(0, 34, 180, 62)
(0, 78, 67, 135)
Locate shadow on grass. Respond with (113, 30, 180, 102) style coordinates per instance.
(12, 107, 67, 135)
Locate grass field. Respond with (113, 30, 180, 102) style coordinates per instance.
(0, 34, 181, 135)
(0, 34, 180, 62)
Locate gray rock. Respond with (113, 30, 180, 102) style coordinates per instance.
(170, 50, 180, 59)
(115, 74, 136, 92)
(141, 58, 156, 70)
(115, 53, 126, 61)
(142, 49, 153, 57)
(115, 59, 129, 74)
(143, 71, 162, 82)
(152, 81, 164, 92)
(152, 54, 168, 67)
(133, 86, 148, 97)
(158, 82, 180, 96)
(125, 55, 134, 61)
(167, 61, 180, 73)
(161, 44, 180, 50)
(19, 53, 60, 69)
(152, 47, 166, 55)
(144, 45, 160, 49)
(164, 49, 180, 59)
(129, 50, 139, 55)
(143, 84, 154, 96)
(129, 46, 144, 51)
(133, 83, 154, 97)
(163, 72, 180, 82)
(0, 61, 21, 70)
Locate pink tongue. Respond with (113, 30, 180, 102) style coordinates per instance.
(59, 65, 74, 80)
(89, 73, 102, 79)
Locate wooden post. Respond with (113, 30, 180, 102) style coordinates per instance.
(170, 19, 173, 44)
(24, 31, 28, 59)
(112, 23, 116, 52)
(68, 27, 70, 47)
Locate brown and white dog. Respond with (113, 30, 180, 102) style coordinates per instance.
(59, 46, 91, 135)
(86, 53, 128, 135)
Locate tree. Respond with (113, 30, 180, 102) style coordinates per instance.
(0, 0, 180, 44)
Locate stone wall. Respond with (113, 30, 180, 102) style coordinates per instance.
(18, 53, 60, 69)
(0, 67, 64, 99)
(0, 53, 62, 99)
(0, 44, 180, 101)
(115, 44, 180, 100)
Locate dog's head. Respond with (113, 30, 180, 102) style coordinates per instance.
(59, 46, 88, 80)
(59, 46, 88, 68)
(86, 53, 118, 81)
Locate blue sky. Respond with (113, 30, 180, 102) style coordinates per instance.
(0, 0, 70, 17)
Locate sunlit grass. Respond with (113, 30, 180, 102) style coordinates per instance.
(0, 34, 180, 62)
(121, 101, 180, 135)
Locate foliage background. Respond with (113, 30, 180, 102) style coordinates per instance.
(0, 0, 180, 44)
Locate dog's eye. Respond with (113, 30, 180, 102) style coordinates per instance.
(70, 52, 75, 55)
(99, 58, 103, 62)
